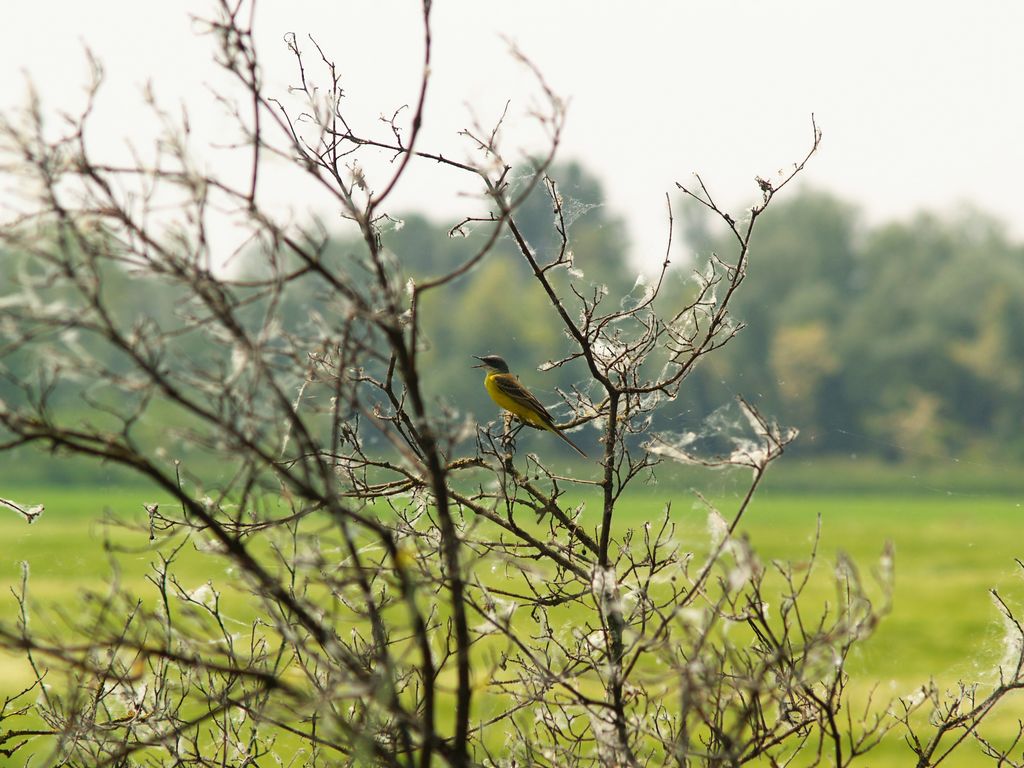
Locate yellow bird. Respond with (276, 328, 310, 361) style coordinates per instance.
(473, 354, 586, 457)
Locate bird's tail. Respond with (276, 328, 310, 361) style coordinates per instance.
(549, 424, 587, 457)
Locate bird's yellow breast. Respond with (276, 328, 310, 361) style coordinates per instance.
(484, 373, 550, 429)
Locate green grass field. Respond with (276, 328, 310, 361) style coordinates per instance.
(2, 474, 1023, 765)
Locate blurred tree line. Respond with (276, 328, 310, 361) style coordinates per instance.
(4, 161, 1024, 481)
(319, 165, 1024, 465)
(683, 192, 1024, 461)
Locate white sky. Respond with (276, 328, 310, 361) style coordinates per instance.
(3, 1, 1023, 269)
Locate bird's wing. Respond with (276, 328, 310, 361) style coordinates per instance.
(491, 374, 554, 425)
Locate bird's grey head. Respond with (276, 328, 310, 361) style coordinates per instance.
(472, 354, 510, 374)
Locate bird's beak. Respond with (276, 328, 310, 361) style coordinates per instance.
(471, 355, 485, 369)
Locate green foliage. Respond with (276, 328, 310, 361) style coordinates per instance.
(7, 170, 1024, 482)
(681, 191, 1024, 460)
